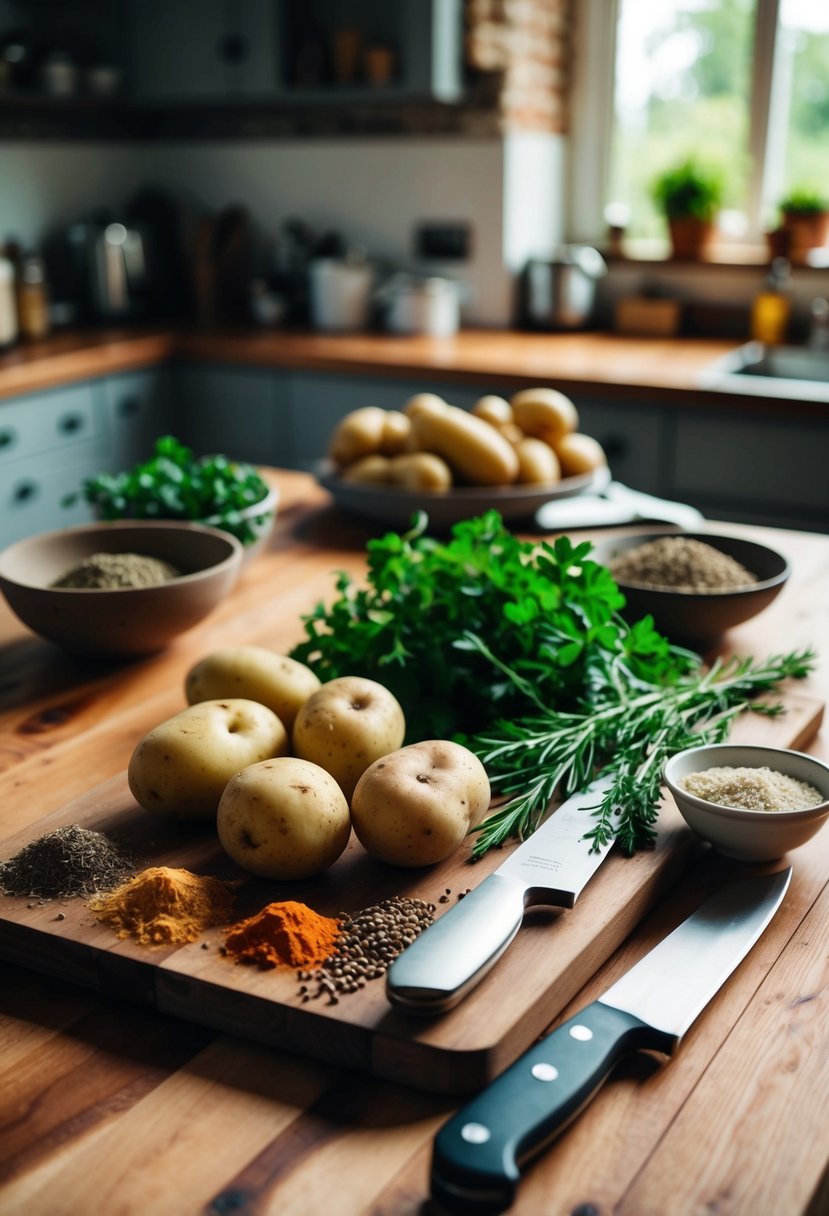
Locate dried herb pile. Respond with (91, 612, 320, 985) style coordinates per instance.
(0, 824, 134, 899)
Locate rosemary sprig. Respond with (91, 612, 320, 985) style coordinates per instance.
(469, 647, 816, 858)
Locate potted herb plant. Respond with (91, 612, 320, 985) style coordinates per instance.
(66, 435, 278, 557)
(773, 188, 829, 262)
(651, 158, 724, 261)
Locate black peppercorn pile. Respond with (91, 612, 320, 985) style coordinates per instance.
(298, 896, 436, 1004)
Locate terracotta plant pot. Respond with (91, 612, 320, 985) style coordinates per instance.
(668, 216, 715, 261)
(780, 211, 829, 263)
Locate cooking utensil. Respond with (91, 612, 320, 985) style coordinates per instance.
(430, 865, 792, 1211)
(387, 776, 617, 1014)
(519, 246, 608, 331)
(534, 480, 704, 531)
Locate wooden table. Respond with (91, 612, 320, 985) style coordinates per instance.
(1, 470, 828, 1216)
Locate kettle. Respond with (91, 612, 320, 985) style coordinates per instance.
(61, 218, 158, 320)
(519, 246, 607, 331)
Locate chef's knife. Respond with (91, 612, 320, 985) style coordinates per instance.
(387, 775, 617, 1014)
(430, 865, 792, 1213)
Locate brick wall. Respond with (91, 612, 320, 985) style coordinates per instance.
(465, 0, 572, 134)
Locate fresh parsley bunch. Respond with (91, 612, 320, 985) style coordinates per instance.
(292, 511, 694, 741)
(293, 511, 814, 856)
(67, 435, 272, 545)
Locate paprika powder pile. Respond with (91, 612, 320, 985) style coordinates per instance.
(89, 866, 234, 946)
(223, 900, 341, 969)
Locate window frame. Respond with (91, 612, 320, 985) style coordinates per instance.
(566, 0, 788, 250)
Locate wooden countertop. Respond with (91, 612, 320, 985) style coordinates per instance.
(1, 470, 828, 1216)
(2, 324, 822, 415)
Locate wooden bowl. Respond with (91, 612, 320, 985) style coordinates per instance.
(0, 520, 243, 657)
(591, 531, 790, 646)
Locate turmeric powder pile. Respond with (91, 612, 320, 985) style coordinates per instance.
(223, 899, 341, 969)
(89, 865, 234, 946)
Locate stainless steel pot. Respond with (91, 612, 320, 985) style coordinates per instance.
(379, 273, 464, 337)
(519, 246, 607, 330)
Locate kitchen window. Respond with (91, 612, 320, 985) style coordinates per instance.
(568, 0, 829, 252)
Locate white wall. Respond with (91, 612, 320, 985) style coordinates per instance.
(0, 143, 154, 246)
(2, 137, 556, 326)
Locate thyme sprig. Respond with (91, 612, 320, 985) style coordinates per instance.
(469, 647, 816, 857)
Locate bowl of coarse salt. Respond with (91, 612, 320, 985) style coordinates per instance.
(664, 743, 829, 861)
(592, 531, 790, 646)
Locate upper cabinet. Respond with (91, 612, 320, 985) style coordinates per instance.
(128, 0, 462, 105)
(129, 0, 280, 102)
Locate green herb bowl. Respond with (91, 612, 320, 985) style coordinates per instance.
(664, 743, 829, 861)
(0, 520, 243, 658)
(592, 531, 790, 646)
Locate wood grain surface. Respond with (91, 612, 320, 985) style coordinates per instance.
(0, 689, 820, 1096)
(1, 468, 828, 1216)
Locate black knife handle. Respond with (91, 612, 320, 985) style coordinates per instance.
(431, 1002, 670, 1212)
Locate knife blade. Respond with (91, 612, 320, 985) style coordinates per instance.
(430, 865, 792, 1212)
(387, 775, 617, 1014)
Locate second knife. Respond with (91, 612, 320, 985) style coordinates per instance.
(387, 774, 617, 1014)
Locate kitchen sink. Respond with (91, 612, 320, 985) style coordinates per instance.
(700, 341, 829, 402)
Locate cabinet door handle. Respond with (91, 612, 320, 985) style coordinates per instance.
(220, 33, 246, 63)
(600, 434, 629, 461)
(58, 413, 85, 435)
(117, 395, 142, 419)
(13, 480, 38, 503)
(0, 427, 16, 451)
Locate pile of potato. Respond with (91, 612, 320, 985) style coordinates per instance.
(127, 646, 489, 880)
(328, 387, 607, 491)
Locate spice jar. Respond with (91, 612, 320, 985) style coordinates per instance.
(0, 255, 18, 348)
(16, 254, 50, 340)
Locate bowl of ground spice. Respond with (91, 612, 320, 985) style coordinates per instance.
(0, 520, 243, 657)
(592, 531, 790, 645)
(664, 743, 829, 861)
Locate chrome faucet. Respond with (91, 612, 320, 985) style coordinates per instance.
(808, 297, 829, 349)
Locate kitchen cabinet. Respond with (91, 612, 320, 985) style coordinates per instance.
(0, 381, 109, 546)
(102, 368, 170, 468)
(280, 0, 463, 103)
(171, 361, 292, 466)
(668, 408, 829, 529)
(0, 367, 171, 548)
(127, 0, 461, 105)
(129, 0, 280, 101)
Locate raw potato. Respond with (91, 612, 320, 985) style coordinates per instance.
(553, 432, 607, 477)
(329, 407, 387, 467)
(510, 387, 579, 444)
(185, 646, 321, 731)
(350, 740, 491, 867)
(128, 699, 288, 819)
(403, 392, 449, 419)
(472, 395, 513, 428)
(388, 452, 453, 491)
(408, 398, 519, 486)
(292, 676, 406, 800)
(380, 410, 411, 455)
(341, 454, 392, 485)
(515, 436, 561, 486)
(217, 757, 351, 880)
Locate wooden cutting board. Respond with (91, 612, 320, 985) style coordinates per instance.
(0, 692, 822, 1095)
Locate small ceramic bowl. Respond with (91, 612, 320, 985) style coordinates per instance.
(0, 520, 243, 657)
(591, 532, 790, 646)
(664, 743, 829, 861)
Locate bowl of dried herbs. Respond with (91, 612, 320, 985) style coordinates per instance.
(0, 518, 243, 657)
(591, 531, 790, 645)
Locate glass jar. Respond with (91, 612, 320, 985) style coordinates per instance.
(16, 255, 50, 340)
(0, 255, 18, 347)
